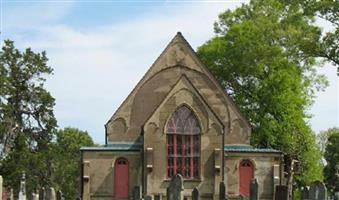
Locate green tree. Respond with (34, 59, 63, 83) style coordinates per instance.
(52, 127, 94, 199)
(288, 0, 339, 68)
(317, 128, 334, 162)
(0, 40, 57, 194)
(323, 127, 339, 194)
(197, 0, 325, 198)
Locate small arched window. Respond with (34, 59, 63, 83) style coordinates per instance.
(166, 106, 200, 179)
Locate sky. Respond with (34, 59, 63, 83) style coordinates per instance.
(1, 0, 338, 144)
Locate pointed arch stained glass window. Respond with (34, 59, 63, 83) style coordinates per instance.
(166, 106, 200, 179)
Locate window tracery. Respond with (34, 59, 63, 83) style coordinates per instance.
(166, 106, 200, 179)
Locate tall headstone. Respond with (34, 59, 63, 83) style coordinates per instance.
(133, 186, 142, 200)
(18, 173, 26, 200)
(274, 185, 288, 200)
(309, 181, 327, 200)
(154, 194, 162, 200)
(38, 188, 45, 200)
(10, 188, 14, 200)
(56, 191, 64, 200)
(249, 179, 259, 200)
(46, 187, 56, 200)
(145, 195, 153, 200)
(301, 187, 309, 200)
(0, 175, 3, 200)
(166, 174, 184, 200)
(334, 191, 339, 200)
(219, 182, 225, 200)
(192, 187, 200, 200)
(32, 191, 39, 200)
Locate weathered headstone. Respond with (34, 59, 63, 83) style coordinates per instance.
(274, 185, 288, 200)
(334, 191, 339, 200)
(301, 187, 309, 200)
(249, 179, 258, 200)
(145, 195, 153, 200)
(133, 186, 142, 200)
(56, 191, 64, 200)
(0, 175, 3, 200)
(219, 182, 225, 200)
(166, 174, 184, 200)
(38, 188, 45, 200)
(31, 191, 39, 200)
(309, 181, 327, 200)
(154, 194, 162, 200)
(192, 187, 199, 200)
(18, 173, 26, 200)
(10, 188, 14, 200)
(46, 187, 56, 200)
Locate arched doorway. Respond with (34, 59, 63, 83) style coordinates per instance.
(239, 160, 254, 196)
(114, 158, 129, 198)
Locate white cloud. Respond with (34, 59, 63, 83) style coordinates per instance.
(2, 1, 337, 143)
(2, 1, 74, 31)
(6, 2, 242, 143)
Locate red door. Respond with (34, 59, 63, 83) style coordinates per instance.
(114, 158, 129, 198)
(239, 160, 254, 196)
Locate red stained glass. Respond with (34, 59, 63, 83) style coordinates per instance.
(166, 106, 200, 179)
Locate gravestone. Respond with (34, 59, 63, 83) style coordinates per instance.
(166, 174, 184, 200)
(219, 182, 226, 200)
(145, 195, 153, 200)
(192, 187, 199, 200)
(334, 191, 339, 200)
(133, 186, 142, 200)
(38, 188, 45, 200)
(249, 179, 258, 200)
(274, 185, 288, 200)
(309, 181, 327, 200)
(154, 195, 162, 200)
(18, 173, 26, 200)
(301, 187, 309, 200)
(31, 192, 39, 200)
(56, 191, 63, 200)
(0, 175, 3, 200)
(10, 188, 14, 200)
(46, 187, 56, 200)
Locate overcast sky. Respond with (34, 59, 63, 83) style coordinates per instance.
(1, 0, 338, 144)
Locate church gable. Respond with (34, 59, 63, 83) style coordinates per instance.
(106, 32, 251, 144)
(144, 74, 224, 136)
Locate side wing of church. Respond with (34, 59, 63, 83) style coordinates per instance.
(80, 33, 282, 200)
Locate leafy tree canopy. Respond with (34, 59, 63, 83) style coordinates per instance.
(323, 127, 339, 193)
(197, 0, 325, 193)
(0, 40, 57, 194)
(287, 0, 338, 67)
(51, 127, 94, 199)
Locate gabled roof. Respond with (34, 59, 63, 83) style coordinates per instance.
(107, 32, 251, 131)
(143, 74, 224, 132)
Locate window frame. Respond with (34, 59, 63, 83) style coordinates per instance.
(165, 105, 201, 180)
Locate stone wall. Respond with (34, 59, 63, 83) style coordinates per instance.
(82, 151, 142, 200)
(225, 152, 281, 200)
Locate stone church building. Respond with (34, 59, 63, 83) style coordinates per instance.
(81, 33, 283, 200)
